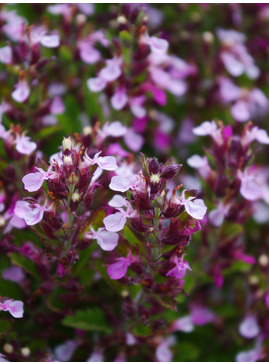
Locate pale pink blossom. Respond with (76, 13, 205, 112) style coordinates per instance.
(191, 305, 216, 326)
(81, 151, 117, 171)
(243, 126, 269, 146)
(155, 336, 175, 362)
(111, 88, 128, 110)
(187, 154, 211, 180)
(239, 316, 260, 339)
(14, 133, 37, 155)
(172, 315, 194, 333)
(208, 202, 230, 227)
(14, 200, 45, 226)
(172, 190, 207, 220)
(123, 128, 144, 152)
(193, 120, 222, 143)
(12, 80, 30, 103)
(0, 45, 12, 64)
(85, 227, 119, 251)
(2, 266, 25, 283)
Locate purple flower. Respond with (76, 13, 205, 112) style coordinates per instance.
(239, 315, 260, 339)
(243, 126, 269, 146)
(11, 80, 30, 103)
(22, 167, 57, 192)
(54, 340, 77, 361)
(0, 299, 24, 318)
(107, 255, 133, 280)
(14, 200, 45, 226)
(238, 168, 264, 201)
(2, 266, 25, 283)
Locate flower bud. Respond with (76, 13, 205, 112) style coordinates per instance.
(148, 157, 159, 175)
(3, 344, 13, 354)
(72, 192, 80, 203)
(83, 126, 92, 136)
(161, 164, 182, 179)
(63, 155, 73, 166)
(21, 347, 30, 357)
(62, 137, 72, 152)
(150, 174, 160, 184)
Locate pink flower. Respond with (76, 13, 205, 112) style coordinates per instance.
(172, 315, 194, 333)
(107, 255, 133, 280)
(239, 316, 260, 339)
(238, 168, 264, 201)
(187, 154, 211, 180)
(208, 202, 230, 227)
(14, 200, 45, 226)
(99, 58, 122, 82)
(142, 35, 169, 54)
(217, 29, 260, 79)
(109, 172, 146, 193)
(190, 305, 216, 326)
(129, 96, 146, 118)
(236, 348, 261, 362)
(85, 227, 119, 251)
(87, 77, 106, 92)
(155, 336, 175, 362)
(103, 205, 134, 232)
(0, 299, 24, 318)
(0, 45, 12, 64)
(12, 80, 30, 103)
(123, 129, 144, 152)
(22, 167, 55, 192)
(243, 126, 269, 146)
(166, 256, 192, 279)
(54, 340, 77, 361)
(81, 151, 117, 171)
(172, 190, 207, 220)
(192, 120, 222, 143)
(111, 87, 128, 110)
(14, 133, 37, 155)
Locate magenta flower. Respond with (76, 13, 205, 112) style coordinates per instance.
(0, 299, 24, 318)
(85, 227, 119, 251)
(166, 256, 192, 279)
(14, 200, 45, 226)
(11, 80, 30, 103)
(107, 255, 133, 280)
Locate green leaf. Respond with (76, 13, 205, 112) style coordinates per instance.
(122, 226, 141, 246)
(62, 308, 112, 333)
(8, 252, 39, 279)
(0, 318, 12, 333)
(0, 278, 22, 300)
